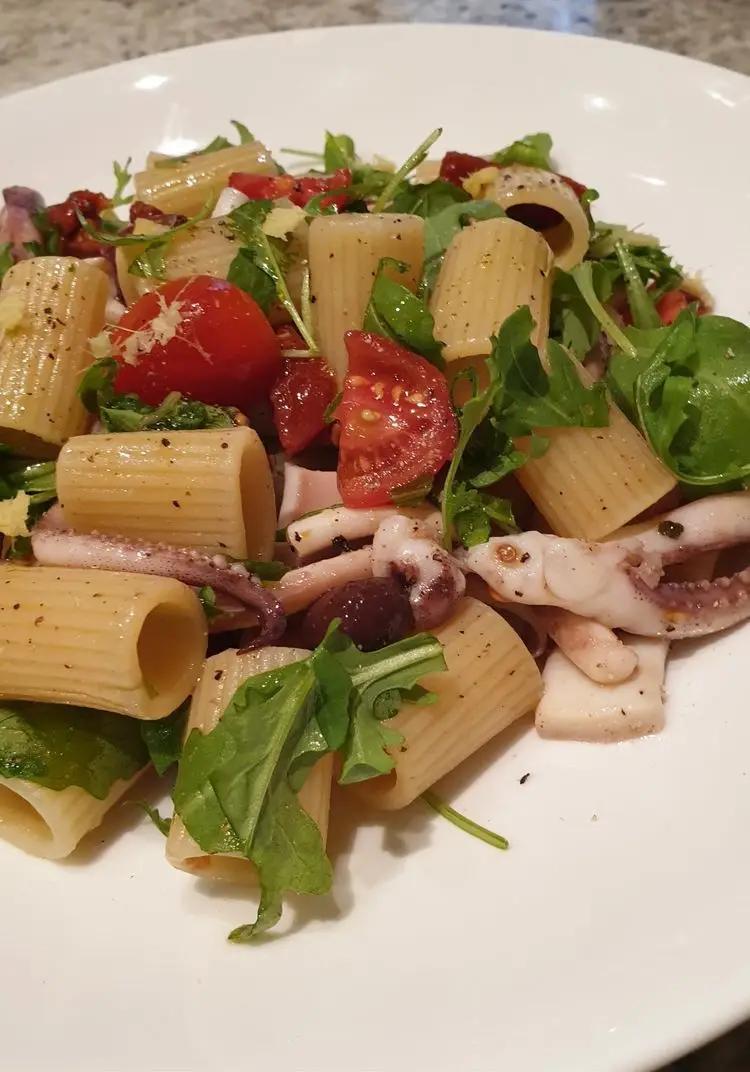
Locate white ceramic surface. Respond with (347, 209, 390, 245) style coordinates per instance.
(1, 24, 749, 1072)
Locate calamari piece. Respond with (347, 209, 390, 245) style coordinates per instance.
(372, 515, 464, 629)
(274, 547, 374, 615)
(277, 465, 340, 529)
(536, 638, 668, 742)
(30, 508, 284, 648)
(287, 504, 442, 558)
(461, 492, 750, 639)
(541, 609, 638, 684)
(0, 186, 44, 259)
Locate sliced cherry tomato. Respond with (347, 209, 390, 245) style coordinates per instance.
(271, 346, 337, 455)
(654, 289, 691, 326)
(336, 332, 458, 508)
(112, 275, 281, 408)
(439, 151, 491, 187)
(229, 168, 352, 210)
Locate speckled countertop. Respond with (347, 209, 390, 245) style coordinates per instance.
(1, 1, 750, 1069)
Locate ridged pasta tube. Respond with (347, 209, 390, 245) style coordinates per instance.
(0, 566, 206, 718)
(516, 401, 677, 540)
(0, 770, 144, 860)
(309, 213, 424, 381)
(116, 218, 239, 306)
(134, 143, 277, 217)
(0, 258, 108, 456)
(166, 646, 333, 884)
(353, 597, 542, 809)
(430, 217, 553, 379)
(57, 426, 276, 560)
(473, 165, 590, 270)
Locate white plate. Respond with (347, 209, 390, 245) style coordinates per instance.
(1, 24, 749, 1072)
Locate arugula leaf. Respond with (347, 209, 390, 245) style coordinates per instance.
(111, 158, 133, 208)
(613, 239, 663, 329)
(197, 586, 221, 622)
(0, 243, 13, 283)
(0, 702, 147, 798)
(448, 483, 517, 548)
(422, 790, 509, 849)
(372, 127, 443, 213)
(390, 179, 469, 217)
(421, 200, 505, 295)
(363, 257, 444, 367)
(632, 310, 750, 485)
(491, 132, 553, 170)
(134, 801, 172, 836)
(172, 627, 445, 940)
(570, 261, 638, 357)
(229, 201, 317, 350)
(227, 248, 277, 312)
(441, 307, 607, 547)
(323, 131, 356, 171)
(245, 559, 288, 581)
(140, 704, 188, 776)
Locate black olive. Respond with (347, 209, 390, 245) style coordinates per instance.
(301, 578, 414, 651)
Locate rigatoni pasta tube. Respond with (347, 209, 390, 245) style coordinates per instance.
(430, 217, 553, 375)
(0, 566, 206, 719)
(309, 213, 424, 381)
(57, 426, 276, 560)
(167, 646, 333, 884)
(353, 597, 542, 810)
(134, 142, 277, 217)
(516, 401, 677, 540)
(466, 165, 589, 270)
(0, 258, 108, 456)
(0, 771, 144, 860)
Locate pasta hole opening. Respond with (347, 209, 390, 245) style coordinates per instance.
(0, 784, 53, 847)
(506, 204, 573, 258)
(137, 603, 201, 695)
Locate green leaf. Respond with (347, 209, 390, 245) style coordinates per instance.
(633, 310, 750, 485)
(140, 704, 188, 776)
(390, 179, 469, 217)
(421, 200, 506, 296)
(491, 132, 553, 170)
(372, 128, 443, 213)
(197, 586, 221, 622)
(153, 121, 255, 168)
(0, 702, 147, 798)
(422, 790, 509, 849)
(363, 257, 445, 367)
(613, 239, 660, 330)
(111, 158, 133, 208)
(231, 120, 255, 144)
(0, 243, 13, 283)
(134, 801, 172, 836)
(449, 482, 516, 548)
(245, 559, 288, 581)
(229, 201, 317, 351)
(77, 199, 211, 250)
(227, 247, 277, 312)
(323, 131, 356, 171)
(78, 356, 117, 412)
(172, 627, 446, 939)
(98, 391, 235, 434)
(570, 260, 638, 357)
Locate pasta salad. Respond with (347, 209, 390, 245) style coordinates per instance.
(0, 124, 747, 941)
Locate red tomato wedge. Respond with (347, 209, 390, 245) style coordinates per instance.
(654, 289, 692, 326)
(336, 332, 458, 508)
(112, 275, 281, 409)
(271, 327, 337, 455)
(439, 151, 490, 186)
(229, 168, 352, 210)
(557, 173, 588, 199)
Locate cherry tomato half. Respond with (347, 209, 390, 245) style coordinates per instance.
(654, 289, 691, 326)
(271, 327, 337, 455)
(336, 332, 458, 508)
(112, 275, 281, 408)
(229, 168, 352, 211)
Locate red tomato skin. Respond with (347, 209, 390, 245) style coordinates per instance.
(336, 332, 458, 508)
(557, 173, 588, 199)
(229, 169, 352, 210)
(439, 151, 491, 186)
(654, 289, 691, 326)
(112, 276, 281, 408)
(271, 354, 337, 455)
